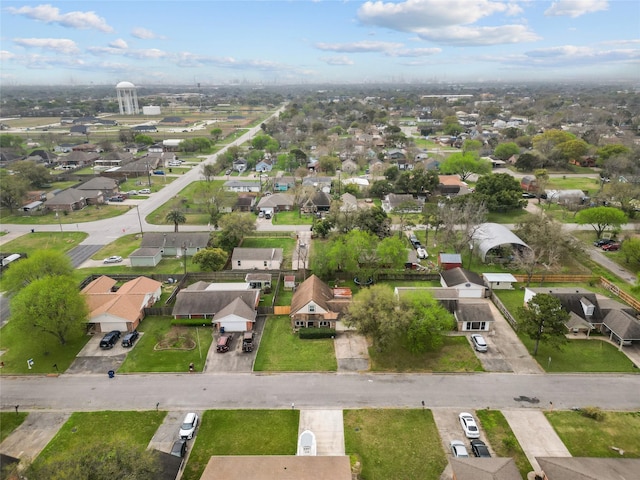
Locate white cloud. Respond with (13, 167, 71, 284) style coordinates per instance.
(321, 56, 355, 65)
(545, 0, 609, 18)
(492, 44, 640, 68)
(316, 41, 404, 53)
(109, 39, 128, 49)
(131, 27, 162, 40)
(415, 24, 540, 46)
(357, 0, 536, 46)
(6, 4, 114, 33)
(1, 50, 16, 61)
(11, 53, 87, 70)
(13, 38, 79, 55)
(389, 47, 441, 57)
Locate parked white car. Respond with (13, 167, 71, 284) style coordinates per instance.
(416, 247, 428, 259)
(459, 412, 480, 439)
(471, 334, 488, 352)
(103, 256, 123, 264)
(138, 188, 151, 194)
(179, 412, 199, 439)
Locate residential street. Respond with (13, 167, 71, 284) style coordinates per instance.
(1, 372, 639, 412)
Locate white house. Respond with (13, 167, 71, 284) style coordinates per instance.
(224, 181, 261, 193)
(231, 248, 283, 270)
(482, 273, 517, 290)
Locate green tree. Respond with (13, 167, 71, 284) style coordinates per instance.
(201, 163, 217, 182)
(252, 134, 271, 150)
(357, 206, 391, 239)
(439, 152, 491, 181)
(11, 276, 88, 345)
(192, 247, 228, 271)
(517, 293, 569, 356)
(553, 138, 590, 163)
(23, 440, 160, 480)
(369, 179, 394, 199)
(0, 172, 29, 212)
(210, 127, 223, 142)
(0, 133, 25, 149)
(514, 152, 542, 171)
(193, 181, 236, 228)
(462, 139, 482, 154)
(12, 160, 52, 188)
(575, 206, 628, 238)
(400, 292, 455, 353)
(134, 134, 154, 145)
(165, 209, 187, 232)
(375, 236, 406, 269)
(493, 142, 520, 161)
(343, 285, 400, 351)
(597, 144, 630, 163)
(3, 250, 74, 296)
(384, 165, 400, 181)
(620, 237, 640, 266)
(215, 212, 257, 251)
(473, 173, 526, 212)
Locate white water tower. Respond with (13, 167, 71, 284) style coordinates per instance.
(116, 81, 139, 115)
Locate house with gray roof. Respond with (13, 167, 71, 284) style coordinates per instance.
(224, 180, 260, 193)
(440, 268, 487, 298)
(44, 188, 87, 212)
(256, 193, 295, 215)
(382, 193, 423, 213)
(231, 248, 283, 270)
(172, 283, 260, 325)
(139, 232, 210, 257)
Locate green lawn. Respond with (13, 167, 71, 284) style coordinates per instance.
(0, 320, 90, 375)
(369, 335, 483, 372)
(0, 205, 129, 225)
(344, 409, 447, 480)
(182, 409, 298, 480)
(118, 317, 214, 373)
(271, 210, 314, 225)
(545, 410, 640, 458)
(486, 208, 534, 224)
(0, 232, 86, 257)
(546, 176, 601, 193)
(253, 316, 337, 371)
(0, 412, 28, 442)
(33, 411, 166, 466)
(475, 409, 532, 479)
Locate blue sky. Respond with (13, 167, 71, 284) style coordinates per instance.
(1, 0, 638, 86)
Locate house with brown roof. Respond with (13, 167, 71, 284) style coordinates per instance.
(537, 457, 640, 480)
(82, 275, 162, 333)
(290, 275, 352, 329)
(451, 457, 521, 480)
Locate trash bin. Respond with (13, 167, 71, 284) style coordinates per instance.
(108, 370, 115, 378)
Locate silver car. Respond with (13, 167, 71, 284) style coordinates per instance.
(471, 334, 488, 352)
(450, 439, 469, 458)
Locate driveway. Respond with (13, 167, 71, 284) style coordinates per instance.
(66, 333, 138, 374)
(333, 331, 369, 372)
(0, 412, 71, 464)
(298, 409, 345, 456)
(502, 409, 571, 473)
(203, 316, 265, 373)
(148, 410, 196, 453)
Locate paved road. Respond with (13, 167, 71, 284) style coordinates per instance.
(1, 372, 639, 412)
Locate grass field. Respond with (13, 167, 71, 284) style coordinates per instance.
(344, 409, 447, 480)
(182, 409, 298, 480)
(253, 316, 337, 371)
(0, 319, 90, 374)
(33, 411, 166, 466)
(475, 409, 533, 478)
(118, 317, 213, 373)
(369, 335, 483, 372)
(1, 204, 131, 225)
(271, 210, 314, 225)
(0, 412, 28, 442)
(545, 410, 640, 457)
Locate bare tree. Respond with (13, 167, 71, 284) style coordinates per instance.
(438, 198, 488, 254)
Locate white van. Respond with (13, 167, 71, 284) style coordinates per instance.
(416, 248, 428, 259)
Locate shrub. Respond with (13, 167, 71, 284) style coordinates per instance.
(581, 406, 606, 421)
(170, 318, 212, 327)
(299, 328, 336, 339)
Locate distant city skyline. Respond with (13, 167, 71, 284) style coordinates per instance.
(1, 0, 639, 86)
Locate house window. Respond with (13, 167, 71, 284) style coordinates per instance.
(264, 261, 267, 267)
(295, 320, 305, 327)
(237, 260, 241, 267)
(309, 304, 315, 313)
(467, 321, 486, 330)
(319, 321, 330, 327)
(307, 321, 314, 327)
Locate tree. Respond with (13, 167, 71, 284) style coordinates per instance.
(0, 172, 28, 212)
(201, 163, 217, 182)
(493, 142, 520, 161)
(517, 293, 569, 356)
(215, 212, 256, 251)
(514, 152, 542, 171)
(357, 206, 391, 239)
(165, 209, 187, 232)
(375, 236, 406, 269)
(22, 440, 160, 480)
(12, 160, 51, 188)
(575, 206, 628, 238)
(134, 134, 155, 145)
(193, 181, 236, 228)
(343, 285, 401, 351)
(620, 237, 640, 266)
(3, 250, 74, 296)
(11, 275, 88, 345)
(462, 139, 482, 154)
(369, 180, 394, 199)
(400, 292, 455, 353)
(192, 247, 228, 271)
(553, 138, 590, 164)
(438, 197, 487, 254)
(439, 152, 491, 181)
(533, 169, 550, 204)
(473, 173, 526, 212)
(210, 127, 223, 142)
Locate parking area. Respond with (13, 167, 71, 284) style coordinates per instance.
(0, 412, 71, 463)
(203, 316, 265, 373)
(65, 332, 143, 374)
(333, 331, 369, 372)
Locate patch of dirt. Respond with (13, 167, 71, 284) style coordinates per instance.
(154, 326, 197, 351)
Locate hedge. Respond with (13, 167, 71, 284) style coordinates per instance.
(298, 327, 336, 339)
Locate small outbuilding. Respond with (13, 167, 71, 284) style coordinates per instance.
(482, 273, 517, 290)
(438, 253, 463, 270)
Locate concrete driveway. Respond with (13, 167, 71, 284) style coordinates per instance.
(65, 333, 140, 374)
(333, 331, 369, 372)
(502, 409, 571, 473)
(298, 409, 345, 456)
(0, 412, 70, 464)
(203, 317, 265, 373)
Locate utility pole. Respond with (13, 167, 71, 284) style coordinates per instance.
(183, 242, 187, 276)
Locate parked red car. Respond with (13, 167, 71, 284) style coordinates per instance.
(602, 243, 620, 251)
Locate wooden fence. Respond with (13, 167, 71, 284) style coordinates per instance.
(491, 292, 518, 330)
(512, 274, 595, 284)
(600, 277, 640, 311)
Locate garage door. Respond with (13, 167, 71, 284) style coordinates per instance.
(218, 320, 248, 333)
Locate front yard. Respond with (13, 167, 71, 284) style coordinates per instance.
(545, 410, 640, 458)
(344, 409, 447, 480)
(253, 315, 337, 372)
